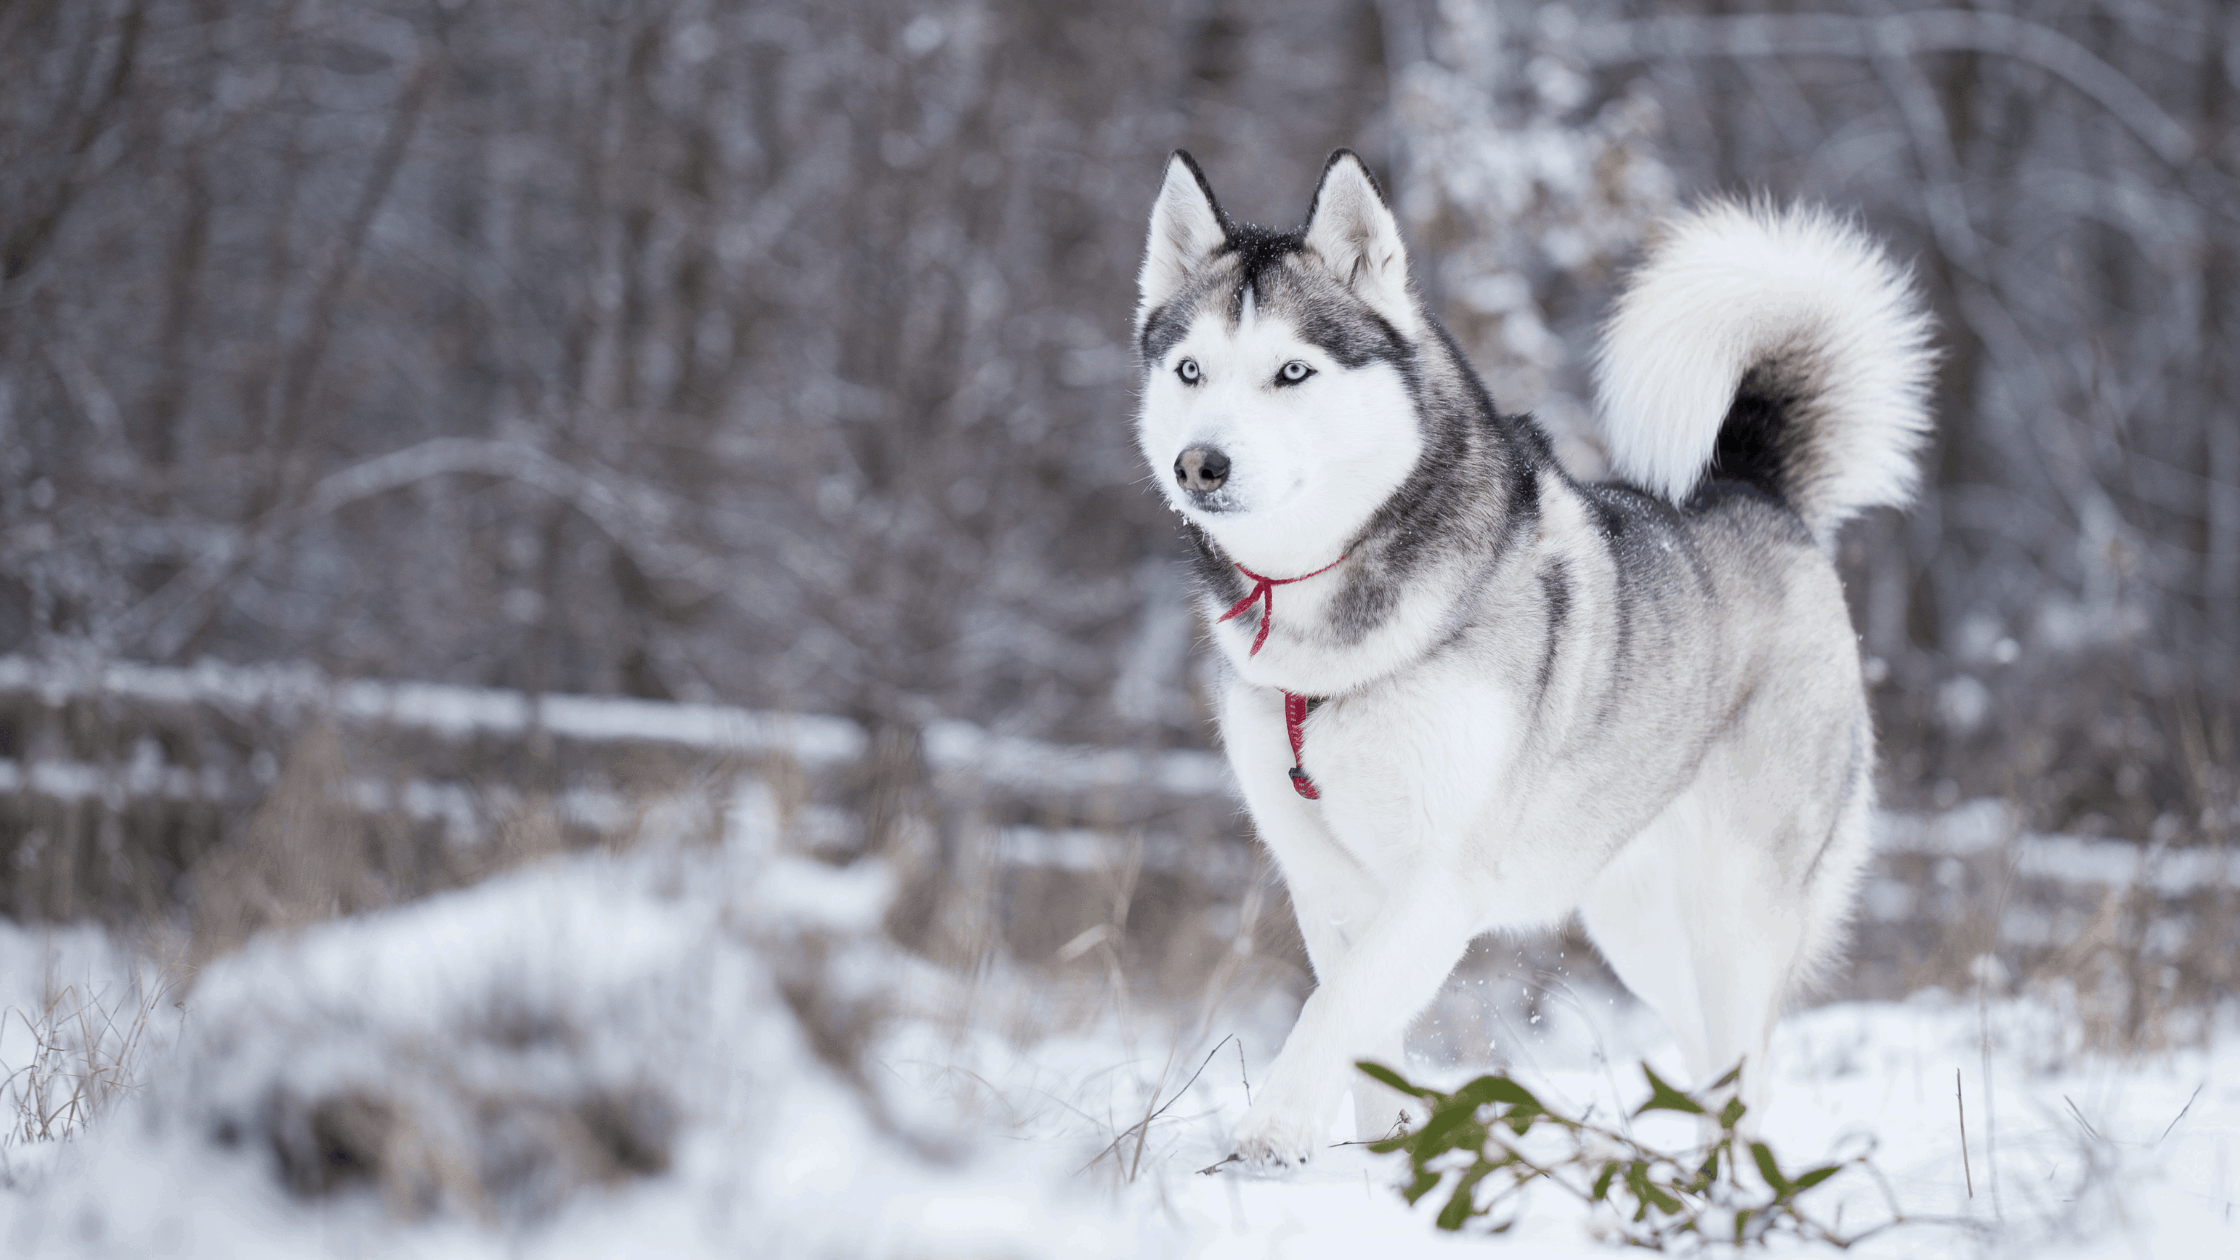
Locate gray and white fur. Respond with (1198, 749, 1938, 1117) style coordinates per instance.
(1131, 150, 1935, 1167)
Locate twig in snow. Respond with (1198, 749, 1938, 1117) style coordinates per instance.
(2062, 1095, 2103, 1144)
(1079, 1033, 1237, 1178)
(1957, 1069, 1974, 1199)
(2157, 1083, 2203, 1145)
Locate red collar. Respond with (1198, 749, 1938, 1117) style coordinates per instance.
(1281, 691, 1325, 800)
(1215, 556, 1346, 657)
(1212, 557, 1344, 800)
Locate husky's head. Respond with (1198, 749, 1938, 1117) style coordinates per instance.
(1133, 151, 1425, 576)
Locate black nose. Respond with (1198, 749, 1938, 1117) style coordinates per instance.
(1174, 446, 1230, 494)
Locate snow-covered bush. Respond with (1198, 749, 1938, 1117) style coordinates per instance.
(7, 787, 1122, 1257)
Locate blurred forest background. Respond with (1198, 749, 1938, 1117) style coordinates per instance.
(8, 6, 2240, 1244)
(2, 0, 2235, 901)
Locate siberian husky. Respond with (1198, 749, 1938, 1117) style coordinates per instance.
(1132, 150, 1934, 1167)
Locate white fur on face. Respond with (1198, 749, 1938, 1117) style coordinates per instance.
(1137, 302, 1422, 576)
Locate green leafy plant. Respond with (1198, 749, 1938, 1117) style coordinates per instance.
(1359, 1060, 1913, 1249)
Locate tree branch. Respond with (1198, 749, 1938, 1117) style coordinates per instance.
(1575, 10, 2193, 166)
(108, 438, 722, 660)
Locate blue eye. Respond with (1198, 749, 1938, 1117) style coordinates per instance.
(1177, 357, 1201, 383)
(1277, 360, 1315, 386)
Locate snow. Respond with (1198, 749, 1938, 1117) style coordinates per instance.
(1879, 797, 2240, 894)
(0, 654, 870, 771)
(4, 798, 2238, 1256)
(993, 825, 1259, 888)
(0, 654, 1228, 798)
(1, 814, 1128, 1258)
(923, 720, 1230, 798)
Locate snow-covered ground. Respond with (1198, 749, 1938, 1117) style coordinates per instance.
(2, 793, 2235, 1258)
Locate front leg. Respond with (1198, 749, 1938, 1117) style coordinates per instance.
(1277, 860, 1424, 1144)
(1231, 870, 1480, 1167)
(1223, 681, 1423, 1145)
(1268, 855, 1423, 1146)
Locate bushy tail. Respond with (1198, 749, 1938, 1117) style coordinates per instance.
(1592, 201, 1937, 547)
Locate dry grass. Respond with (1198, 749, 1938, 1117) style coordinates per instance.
(186, 721, 405, 968)
(2, 963, 177, 1150)
(179, 721, 751, 975)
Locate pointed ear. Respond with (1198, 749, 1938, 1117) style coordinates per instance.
(1137, 152, 1227, 327)
(1302, 150, 1418, 337)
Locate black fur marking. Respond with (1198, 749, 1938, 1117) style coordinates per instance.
(1326, 571, 1395, 644)
(1534, 562, 1571, 706)
(1222, 221, 1306, 291)
(1597, 573, 1637, 731)
(1183, 521, 1247, 609)
(1141, 301, 1193, 364)
(1325, 326, 1551, 646)
(1289, 296, 1409, 369)
(1169, 150, 1225, 222)
(1585, 482, 1726, 593)
(1576, 485, 1688, 731)
(1486, 415, 1547, 548)
(1581, 481, 1661, 539)
(1710, 390, 1789, 496)
(1709, 355, 1814, 508)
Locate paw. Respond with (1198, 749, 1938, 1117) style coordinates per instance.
(1229, 1098, 1325, 1171)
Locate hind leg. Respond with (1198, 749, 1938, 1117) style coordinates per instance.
(1688, 895, 1800, 1121)
(1577, 804, 1717, 1086)
(1676, 730, 1875, 1119)
(1580, 790, 1807, 1119)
